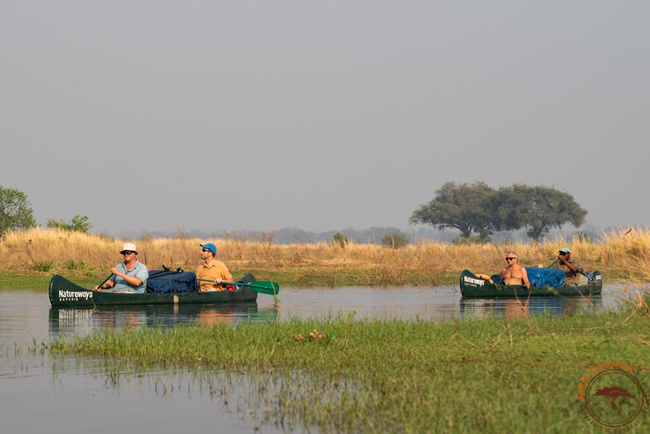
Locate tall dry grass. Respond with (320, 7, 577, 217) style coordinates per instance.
(1, 227, 649, 285)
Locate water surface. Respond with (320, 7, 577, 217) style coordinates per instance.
(0, 284, 638, 433)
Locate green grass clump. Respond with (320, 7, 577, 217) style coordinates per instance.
(50, 310, 650, 432)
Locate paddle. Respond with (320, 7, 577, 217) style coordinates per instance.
(95, 274, 113, 291)
(198, 278, 279, 296)
(547, 259, 559, 268)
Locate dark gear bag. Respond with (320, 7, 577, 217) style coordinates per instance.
(146, 268, 199, 293)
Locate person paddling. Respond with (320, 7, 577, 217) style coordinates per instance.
(500, 251, 531, 289)
(93, 242, 149, 293)
(196, 243, 233, 292)
(551, 247, 583, 286)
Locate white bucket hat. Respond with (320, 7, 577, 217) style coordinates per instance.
(120, 242, 137, 254)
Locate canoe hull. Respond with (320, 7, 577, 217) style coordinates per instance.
(49, 274, 258, 307)
(460, 269, 602, 298)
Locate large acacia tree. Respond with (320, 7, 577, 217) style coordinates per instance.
(0, 186, 37, 238)
(409, 182, 498, 238)
(410, 182, 587, 241)
(495, 184, 587, 242)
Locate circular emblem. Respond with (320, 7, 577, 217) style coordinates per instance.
(583, 368, 646, 428)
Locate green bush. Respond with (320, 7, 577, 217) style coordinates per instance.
(332, 232, 349, 248)
(64, 259, 88, 271)
(451, 229, 492, 245)
(33, 260, 54, 272)
(0, 186, 36, 238)
(381, 233, 409, 249)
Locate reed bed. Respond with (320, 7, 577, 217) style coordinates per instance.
(2, 227, 650, 286)
(49, 309, 650, 432)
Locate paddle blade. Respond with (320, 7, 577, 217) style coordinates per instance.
(239, 281, 279, 296)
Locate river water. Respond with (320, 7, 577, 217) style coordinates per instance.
(0, 284, 640, 433)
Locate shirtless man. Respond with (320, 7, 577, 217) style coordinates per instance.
(500, 251, 531, 289)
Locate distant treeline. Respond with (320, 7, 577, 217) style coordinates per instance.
(108, 224, 621, 245)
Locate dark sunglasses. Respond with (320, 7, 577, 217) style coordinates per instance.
(505, 257, 517, 261)
(559, 252, 567, 256)
(121, 251, 135, 255)
(201, 248, 211, 252)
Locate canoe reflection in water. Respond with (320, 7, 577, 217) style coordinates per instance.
(49, 302, 277, 336)
(460, 295, 603, 320)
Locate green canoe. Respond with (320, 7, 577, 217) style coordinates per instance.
(49, 274, 259, 307)
(459, 269, 602, 298)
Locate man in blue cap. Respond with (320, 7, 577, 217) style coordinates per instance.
(552, 247, 583, 286)
(197, 242, 233, 292)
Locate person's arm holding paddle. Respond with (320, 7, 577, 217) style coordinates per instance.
(110, 266, 144, 288)
(93, 274, 114, 291)
(211, 269, 234, 290)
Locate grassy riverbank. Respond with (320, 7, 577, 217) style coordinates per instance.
(2, 227, 650, 288)
(49, 305, 650, 432)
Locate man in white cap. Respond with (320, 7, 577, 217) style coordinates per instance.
(94, 242, 149, 293)
(197, 242, 233, 292)
(552, 247, 582, 286)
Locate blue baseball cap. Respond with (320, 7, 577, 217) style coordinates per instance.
(559, 247, 571, 253)
(200, 243, 217, 255)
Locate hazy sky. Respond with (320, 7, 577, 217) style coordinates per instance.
(2, 1, 648, 236)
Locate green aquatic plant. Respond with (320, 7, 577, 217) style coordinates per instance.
(343, 309, 358, 348)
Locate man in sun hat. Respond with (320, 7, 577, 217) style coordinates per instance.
(552, 247, 583, 286)
(197, 242, 233, 292)
(94, 242, 149, 293)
